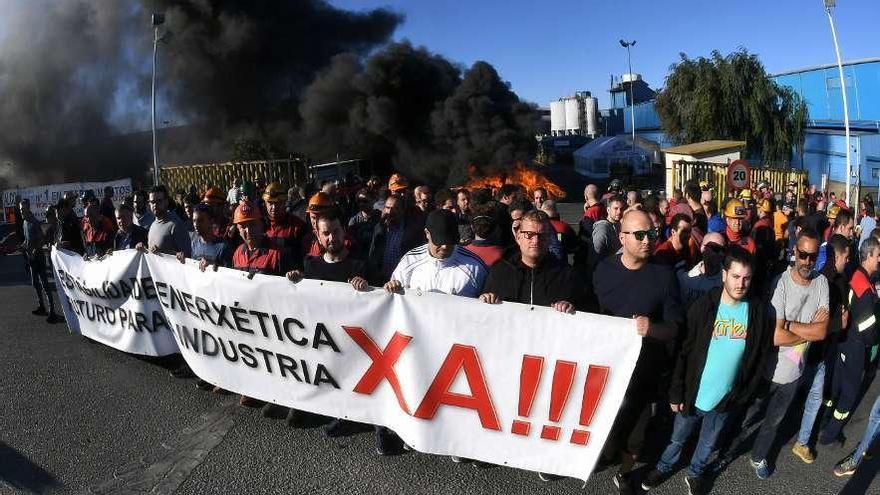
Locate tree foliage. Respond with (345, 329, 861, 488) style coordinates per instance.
(655, 49, 808, 165)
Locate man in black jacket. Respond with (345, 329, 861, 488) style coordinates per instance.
(480, 209, 581, 311)
(640, 247, 772, 495)
(366, 195, 424, 285)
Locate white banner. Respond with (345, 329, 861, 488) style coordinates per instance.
(51, 248, 179, 356)
(3, 178, 132, 222)
(52, 248, 642, 481)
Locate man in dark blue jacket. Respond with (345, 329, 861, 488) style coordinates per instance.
(640, 247, 772, 495)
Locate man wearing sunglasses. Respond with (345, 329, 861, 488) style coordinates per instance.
(594, 209, 684, 493)
(732, 229, 829, 479)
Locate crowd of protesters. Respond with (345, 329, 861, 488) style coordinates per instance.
(13, 172, 880, 494)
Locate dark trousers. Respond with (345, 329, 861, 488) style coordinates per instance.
(823, 339, 867, 440)
(747, 379, 800, 462)
(604, 369, 659, 465)
(29, 253, 55, 312)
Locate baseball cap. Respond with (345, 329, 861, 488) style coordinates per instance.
(425, 209, 459, 246)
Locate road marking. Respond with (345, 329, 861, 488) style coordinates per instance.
(88, 403, 239, 494)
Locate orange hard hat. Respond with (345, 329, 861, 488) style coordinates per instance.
(307, 192, 334, 211)
(202, 187, 225, 205)
(388, 173, 409, 192)
(233, 201, 262, 224)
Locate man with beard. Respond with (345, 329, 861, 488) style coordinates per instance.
(592, 195, 625, 266)
(816, 208, 854, 272)
(725, 229, 828, 479)
(132, 190, 155, 230)
(367, 195, 423, 285)
(677, 233, 726, 306)
(593, 209, 684, 493)
(641, 248, 772, 495)
(140, 185, 191, 257)
(285, 212, 371, 437)
(653, 213, 695, 269)
(262, 182, 306, 258)
(792, 234, 851, 463)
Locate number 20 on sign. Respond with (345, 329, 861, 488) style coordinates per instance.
(727, 160, 751, 190)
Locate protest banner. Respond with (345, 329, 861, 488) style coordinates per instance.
(52, 248, 642, 481)
(3, 178, 132, 223)
(51, 248, 179, 356)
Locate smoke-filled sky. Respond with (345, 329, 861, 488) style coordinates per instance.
(0, 0, 540, 188)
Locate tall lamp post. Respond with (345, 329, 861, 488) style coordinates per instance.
(151, 13, 165, 186)
(619, 39, 637, 155)
(823, 0, 852, 207)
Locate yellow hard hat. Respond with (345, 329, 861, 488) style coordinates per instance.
(262, 182, 287, 203)
(724, 198, 747, 219)
(739, 189, 752, 201)
(757, 199, 773, 214)
(827, 204, 841, 221)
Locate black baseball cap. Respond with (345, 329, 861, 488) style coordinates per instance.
(425, 209, 458, 246)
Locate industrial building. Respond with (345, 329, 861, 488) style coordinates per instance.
(549, 91, 600, 137)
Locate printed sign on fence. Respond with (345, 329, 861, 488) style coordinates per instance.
(3, 178, 132, 223)
(52, 248, 642, 481)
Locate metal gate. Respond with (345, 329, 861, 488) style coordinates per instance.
(671, 160, 806, 209)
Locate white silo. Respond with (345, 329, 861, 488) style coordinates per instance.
(585, 95, 599, 137)
(564, 97, 581, 134)
(550, 100, 566, 136)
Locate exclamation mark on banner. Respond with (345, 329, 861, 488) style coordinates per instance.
(540, 360, 577, 441)
(511, 355, 544, 436)
(570, 365, 610, 446)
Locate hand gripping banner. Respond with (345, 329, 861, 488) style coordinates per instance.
(53, 248, 642, 481)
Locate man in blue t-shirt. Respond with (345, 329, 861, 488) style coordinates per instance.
(640, 247, 773, 495)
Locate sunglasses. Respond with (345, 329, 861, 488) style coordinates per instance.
(796, 248, 818, 262)
(622, 229, 659, 241)
(519, 230, 550, 240)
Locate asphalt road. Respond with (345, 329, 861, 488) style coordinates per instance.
(1, 254, 879, 495)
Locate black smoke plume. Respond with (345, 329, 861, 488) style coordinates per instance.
(0, 1, 536, 189)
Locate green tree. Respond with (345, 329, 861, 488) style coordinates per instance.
(655, 49, 808, 165)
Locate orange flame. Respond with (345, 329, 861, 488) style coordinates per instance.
(459, 163, 566, 199)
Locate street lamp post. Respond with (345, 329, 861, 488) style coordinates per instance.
(151, 13, 165, 186)
(823, 0, 852, 207)
(619, 39, 637, 155)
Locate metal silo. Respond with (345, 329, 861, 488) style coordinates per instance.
(550, 100, 566, 136)
(585, 95, 599, 137)
(564, 98, 581, 134)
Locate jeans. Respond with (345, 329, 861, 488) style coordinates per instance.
(657, 409, 730, 477)
(797, 362, 826, 445)
(854, 394, 880, 462)
(749, 380, 801, 462)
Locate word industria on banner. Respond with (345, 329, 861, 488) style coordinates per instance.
(54, 248, 643, 480)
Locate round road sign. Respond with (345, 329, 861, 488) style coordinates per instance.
(727, 160, 751, 190)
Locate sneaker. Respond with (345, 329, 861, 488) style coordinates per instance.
(537, 472, 561, 482)
(613, 472, 634, 494)
(450, 456, 471, 463)
(260, 403, 286, 418)
(376, 429, 402, 456)
(833, 453, 859, 477)
(195, 379, 213, 391)
(32, 307, 47, 316)
(324, 418, 351, 437)
(212, 386, 231, 395)
(792, 442, 815, 464)
(749, 458, 771, 479)
(684, 475, 709, 495)
(640, 469, 669, 491)
(472, 460, 491, 469)
(46, 313, 60, 324)
(285, 408, 300, 427)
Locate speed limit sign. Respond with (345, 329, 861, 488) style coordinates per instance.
(727, 160, 751, 190)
